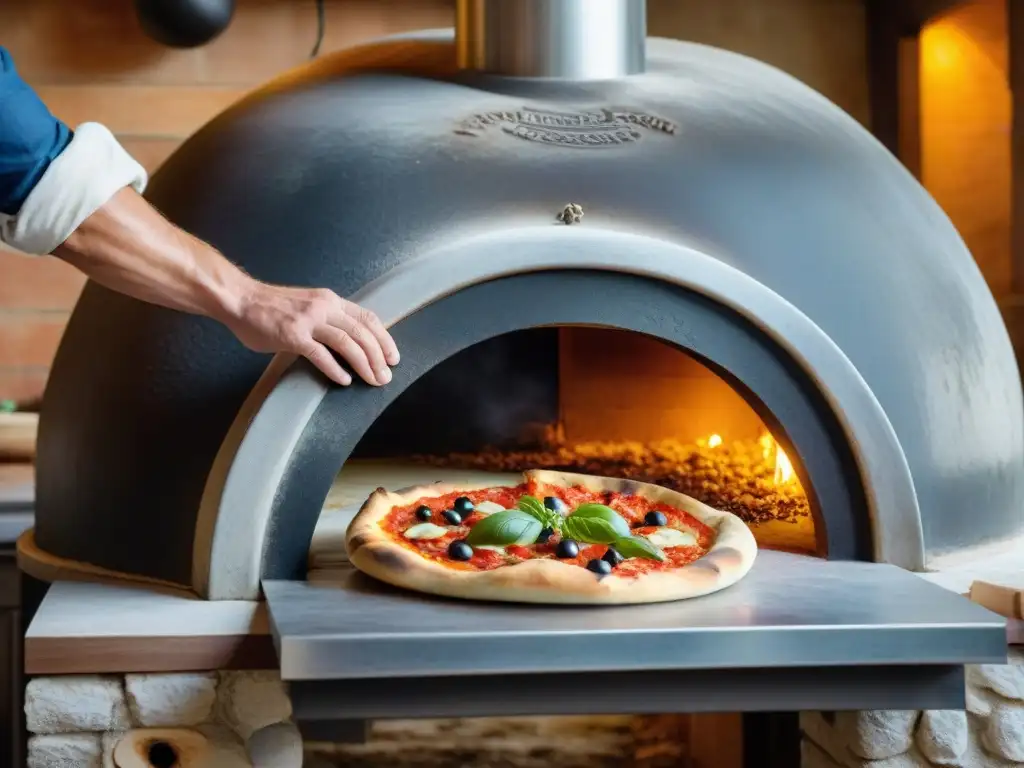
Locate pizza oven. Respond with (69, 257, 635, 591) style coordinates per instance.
(17, 0, 1015, 761)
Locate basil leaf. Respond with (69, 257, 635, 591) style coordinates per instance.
(466, 510, 543, 547)
(517, 496, 548, 521)
(563, 515, 624, 544)
(612, 535, 667, 562)
(517, 496, 562, 531)
(568, 504, 631, 538)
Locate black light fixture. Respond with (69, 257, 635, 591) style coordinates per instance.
(134, 0, 236, 49)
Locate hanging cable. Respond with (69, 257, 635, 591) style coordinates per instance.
(310, 0, 326, 58)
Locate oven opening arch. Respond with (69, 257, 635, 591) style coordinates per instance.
(194, 230, 923, 600)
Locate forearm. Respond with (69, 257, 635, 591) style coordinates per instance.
(54, 186, 253, 325)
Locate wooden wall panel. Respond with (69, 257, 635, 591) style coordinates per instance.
(920, 0, 1011, 298)
(0, 315, 68, 369)
(35, 86, 247, 138)
(119, 139, 183, 174)
(0, 254, 85, 312)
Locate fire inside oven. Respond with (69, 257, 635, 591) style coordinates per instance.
(351, 327, 815, 557)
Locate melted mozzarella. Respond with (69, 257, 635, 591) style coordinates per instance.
(474, 545, 507, 554)
(403, 523, 449, 540)
(646, 527, 697, 549)
(474, 501, 505, 516)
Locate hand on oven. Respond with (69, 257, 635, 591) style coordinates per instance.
(226, 283, 400, 387)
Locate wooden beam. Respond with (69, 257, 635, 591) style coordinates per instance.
(904, 0, 963, 28)
(689, 713, 743, 768)
(1011, 0, 1024, 293)
(865, 0, 923, 177)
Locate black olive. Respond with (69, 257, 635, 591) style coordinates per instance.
(442, 509, 463, 525)
(448, 540, 473, 561)
(602, 548, 624, 567)
(586, 558, 613, 575)
(645, 511, 668, 527)
(555, 539, 580, 558)
(544, 496, 568, 514)
(453, 496, 475, 514)
(536, 527, 555, 543)
(415, 505, 433, 522)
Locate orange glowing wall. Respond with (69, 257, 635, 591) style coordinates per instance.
(558, 329, 767, 445)
(920, 0, 1011, 298)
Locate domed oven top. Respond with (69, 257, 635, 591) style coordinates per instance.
(24, 1, 1024, 599)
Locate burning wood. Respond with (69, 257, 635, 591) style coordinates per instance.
(412, 430, 810, 526)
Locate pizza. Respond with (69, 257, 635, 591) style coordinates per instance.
(345, 469, 757, 605)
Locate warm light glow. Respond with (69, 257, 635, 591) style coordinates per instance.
(922, 23, 965, 73)
(758, 432, 796, 486)
(774, 445, 795, 485)
(707, 433, 723, 448)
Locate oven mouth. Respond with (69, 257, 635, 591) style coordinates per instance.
(253, 269, 869, 584)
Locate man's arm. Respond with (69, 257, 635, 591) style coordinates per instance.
(55, 187, 397, 386)
(0, 47, 396, 386)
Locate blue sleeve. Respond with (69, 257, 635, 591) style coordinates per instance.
(0, 47, 73, 216)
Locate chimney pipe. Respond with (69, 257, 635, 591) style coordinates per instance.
(455, 0, 646, 80)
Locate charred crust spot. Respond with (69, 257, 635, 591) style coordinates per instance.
(347, 534, 370, 553)
(712, 546, 742, 564)
(618, 480, 642, 496)
(370, 547, 409, 572)
(692, 547, 741, 574)
(690, 557, 722, 575)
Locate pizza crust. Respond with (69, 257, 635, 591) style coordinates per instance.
(345, 470, 758, 605)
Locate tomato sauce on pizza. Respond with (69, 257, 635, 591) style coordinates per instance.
(379, 478, 715, 578)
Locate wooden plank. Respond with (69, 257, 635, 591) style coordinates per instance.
(200, 0, 453, 85)
(0, 251, 85, 310)
(897, 36, 922, 179)
(0, 312, 69, 368)
(36, 85, 247, 138)
(864, 0, 922, 173)
(2, 0, 452, 86)
(1011, 0, 1024, 293)
(0, 369, 49, 402)
(0, 0, 202, 86)
(24, 580, 274, 675)
(1010, 618, 1023, 645)
(120, 137, 182, 174)
(688, 713, 743, 768)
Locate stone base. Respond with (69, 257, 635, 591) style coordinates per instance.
(25, 671, 296, 768)
(24, 653, 1024, 767)
(800, 649, 1024, 767)
(23, 672, 656, 768)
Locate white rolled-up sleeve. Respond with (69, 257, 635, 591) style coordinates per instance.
(0, 122, 148, 256)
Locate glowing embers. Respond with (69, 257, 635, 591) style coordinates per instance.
(413, 429, 810, 528)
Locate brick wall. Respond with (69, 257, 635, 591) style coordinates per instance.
(920, 0, 1011, 298)
(0, 0, 868, 401)
(0, 0, 454, 401)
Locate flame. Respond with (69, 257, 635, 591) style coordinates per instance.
(758, 433, 796, 486)
(707, 433, 723, 448)
(773, 445, 795, 485)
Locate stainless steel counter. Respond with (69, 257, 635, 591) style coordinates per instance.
(264, 551, 1006, 718)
